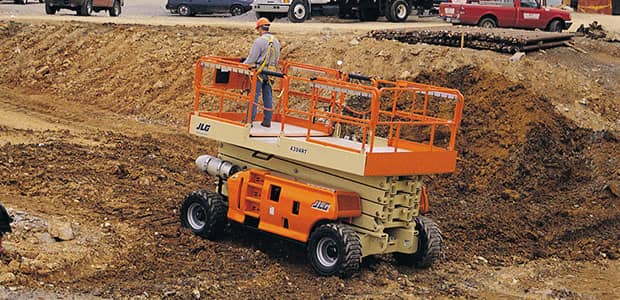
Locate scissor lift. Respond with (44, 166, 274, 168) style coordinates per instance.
(181, 56, 464, 277)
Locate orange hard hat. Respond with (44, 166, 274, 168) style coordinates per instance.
(256, 17, 271, 29)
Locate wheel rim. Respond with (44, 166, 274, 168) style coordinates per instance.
(316, 237, 338, 267)
(482, 21, 493, 28)
(114, 2, 120, 15)
(179, 6, 189, 15)
(232, 6, 242, 16)
(293, 4, 306, 19)
(396, 4, 407, 19)
(87, 1, 92, 14)
(187, 202, 206, 230)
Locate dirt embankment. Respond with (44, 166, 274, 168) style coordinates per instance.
(0, 20, 618, 298)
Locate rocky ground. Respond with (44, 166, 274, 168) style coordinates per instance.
(0, 19, 618, 299)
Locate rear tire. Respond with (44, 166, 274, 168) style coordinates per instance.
(307, 223, 361, 278)
(178, 4, 192, 17)
(358, 1, 379, 22)
(478, 17, 497, 28)
(109, 0, 121, 17)
(388, 0, 410, 22)
(78, 0, 93, 16)
(45, 2, 56, 15)
(180, 190, 228, 240)
(288, 0, 309, 23)
(230, 4, 244, 16)
(393, 216, 442, 268)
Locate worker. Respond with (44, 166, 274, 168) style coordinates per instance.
(0, 202, 13, 254)
(243, 17, 281, 128)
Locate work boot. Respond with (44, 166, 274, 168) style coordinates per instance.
(260, 121, 271, 128)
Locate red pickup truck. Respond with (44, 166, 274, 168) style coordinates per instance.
(439, 0, 572, 32)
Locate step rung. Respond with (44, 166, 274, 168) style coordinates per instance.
(245, 196, 261, 203)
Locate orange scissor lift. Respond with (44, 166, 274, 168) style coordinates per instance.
(180, 56, 464, 277)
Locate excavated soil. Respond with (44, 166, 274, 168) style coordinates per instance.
(0, 20, 619, 299)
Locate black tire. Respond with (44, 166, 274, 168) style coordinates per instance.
(109, 0, 121, 17)
(230, 4, 244, 16)
(255, 12, 276, 22)
(78, 0, 92, 16)
(478, 17, 497, 28)
(358, 1, 379, 22)
(288, 0, 309, 23)
(388, 0, 410, 22)
(45, 2, 56, 15)
(307, 223, 361, 278)
(178, 4, 192, 17)
(394, 216, 442, 268)
(39, 0, 44, 3)
(338, 0, 355, 19)
(547, 19, 564, 32)
(384, 1, 395, 22)
(15, 0, 25, 4)
(180, 190, 228, 240)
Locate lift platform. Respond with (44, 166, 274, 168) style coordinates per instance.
(188, 56, 464, 177)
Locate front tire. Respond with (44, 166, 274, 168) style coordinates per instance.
(180, 190, 228, 240)
(478, 17, 497, 28)
(393, 216, 442, 268)
(288, 0, 309, 23)
(547, 19, 563, 32)
(307, 223, 361, 278)
(109, 0, 121, 17)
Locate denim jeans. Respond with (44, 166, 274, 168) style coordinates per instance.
(251, 74, 273, 124)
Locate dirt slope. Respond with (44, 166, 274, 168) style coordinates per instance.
(0, 20, 618, 299)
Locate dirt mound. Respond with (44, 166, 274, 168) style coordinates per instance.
(415, 65, 619, 263)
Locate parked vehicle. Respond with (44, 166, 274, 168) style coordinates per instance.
(14, 0, 45, 4)
(165, 0, 253, 16)
(439, 0, 572, 32)
(253, 0, 441, 23)
(44, 0, 123, 16)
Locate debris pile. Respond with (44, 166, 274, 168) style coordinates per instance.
(368, 26, 574, 53)
(576, 21, 620, 43)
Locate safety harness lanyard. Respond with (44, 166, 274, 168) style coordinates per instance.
(256, 34, 275, 83)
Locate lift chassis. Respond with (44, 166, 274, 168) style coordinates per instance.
(180, 56, 463, 277)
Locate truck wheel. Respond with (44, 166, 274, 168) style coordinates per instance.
(109, 0, 121, 17)
(45, 2, 56, 15)
(338, 1, 355, 19)
(388, 0, 410, 22)
(307, 223, 361, 278)
(230, 4, 244, 16)
(393, 216, 442, 268)
(547, 19, 564, 32)
(359, 6, 379, 21)
(178, 4, 192, 17)
(478, 17, 497, 28)
(180, 190, 228, 240)
(288, 0, 309, 23)
(78, 0, 93, 16)
(256, 12, 276, 21)
(39, 0, 43, 3)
